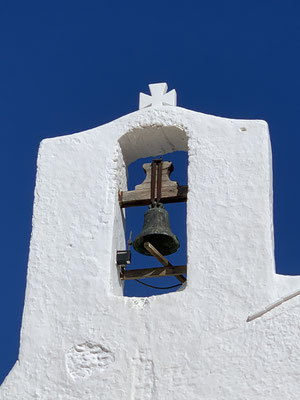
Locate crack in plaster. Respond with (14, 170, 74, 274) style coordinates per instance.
(131, 349, 155, 400)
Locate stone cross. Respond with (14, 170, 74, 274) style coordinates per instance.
(139, 82, 177, 109)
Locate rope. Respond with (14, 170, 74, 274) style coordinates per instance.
(134, 279, 182, 290)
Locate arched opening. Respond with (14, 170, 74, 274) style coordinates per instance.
(116, 125, 189, 297)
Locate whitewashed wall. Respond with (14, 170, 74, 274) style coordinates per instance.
(1, 106, 300, 399)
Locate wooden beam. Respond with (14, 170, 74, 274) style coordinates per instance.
(119, 185, 188, 208)
(121, 265, 187, 280)
(144, 242, 186, 283)
(144, 242, 171, 267)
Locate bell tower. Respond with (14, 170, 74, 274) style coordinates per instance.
(1, 83, 300, 399)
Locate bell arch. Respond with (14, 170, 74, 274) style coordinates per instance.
(113, 124, 189, 297)
(118, 125, 188, 165)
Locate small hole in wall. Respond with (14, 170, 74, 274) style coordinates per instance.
(124, 151, 187, 297)
(239, 127, 247, 132)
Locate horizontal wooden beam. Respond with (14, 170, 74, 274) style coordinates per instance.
(121, 265, 187, 281)
(119, 185, 188, 208)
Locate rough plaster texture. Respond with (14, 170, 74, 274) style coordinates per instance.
(1, 106, 300, 399)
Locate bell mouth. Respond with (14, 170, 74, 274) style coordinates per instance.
(133, 233, 180, 256)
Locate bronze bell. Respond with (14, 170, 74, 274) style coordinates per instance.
(133, 202, 180, 256)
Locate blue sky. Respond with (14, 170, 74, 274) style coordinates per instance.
(1, 0, 300, 384)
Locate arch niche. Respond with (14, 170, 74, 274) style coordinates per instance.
(112, 125, 189, 296)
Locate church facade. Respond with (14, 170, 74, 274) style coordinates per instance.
(1, 84, 300, 399)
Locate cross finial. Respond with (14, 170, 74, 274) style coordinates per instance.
(139, 83, 177, 109)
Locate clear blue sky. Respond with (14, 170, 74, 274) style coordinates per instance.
(1, 0, 300, 384)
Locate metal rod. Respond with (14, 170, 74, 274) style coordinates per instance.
(150, 161, 156, 203)
(157, 159, 162, 202)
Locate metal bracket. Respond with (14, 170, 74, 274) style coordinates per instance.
(116, 250, 131, 266)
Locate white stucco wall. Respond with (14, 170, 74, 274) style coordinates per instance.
(1, 106, 300, 399)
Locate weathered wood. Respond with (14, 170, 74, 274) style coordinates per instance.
(144, 242, 186, 283)
(121, 265, 187, 280)
(144, 242, 171, 266)
(119, 160, 187, 208)
(135, 161, 177, 192)
(172, 273, 186, 284)
(119, 185, 188, 208)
